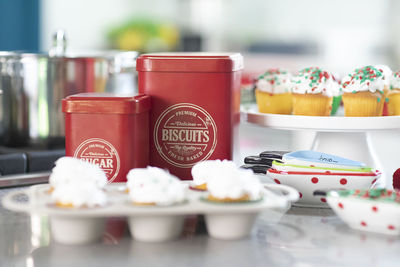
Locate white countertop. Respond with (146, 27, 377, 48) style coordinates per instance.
(2, 123, 400, 266)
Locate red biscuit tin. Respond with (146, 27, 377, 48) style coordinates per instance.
(137, 53, 243, 180)
(62, 93, 151, 183)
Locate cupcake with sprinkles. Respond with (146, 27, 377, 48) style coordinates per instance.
(387, 70, 400, 115)
(255, 68, 292, 114)
(341, 66, 384, 116)
(291, 67, 339, 116)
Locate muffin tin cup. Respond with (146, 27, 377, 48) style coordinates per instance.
(128, 215, 185, 242)
(3, 183, 298, 244)
(205, 212, 258, 240)
(51, 217, 105, 245)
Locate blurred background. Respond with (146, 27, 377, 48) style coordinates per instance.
(1, 0, 400, 75)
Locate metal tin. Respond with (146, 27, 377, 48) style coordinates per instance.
(137, 53, 243, 180)
(62, 93, 150, 183)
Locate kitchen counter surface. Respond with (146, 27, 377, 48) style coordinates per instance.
(2, 186, 400, 267)
(3, 124, 400, 267)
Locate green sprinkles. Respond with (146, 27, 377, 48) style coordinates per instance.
(342, 65, 384, 90)
(336, 188, 400, 203)
(293, 67, 332, 90)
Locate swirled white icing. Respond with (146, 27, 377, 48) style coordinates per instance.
(375, 65, 392, 88)
(341, 65, 384, 94)
(390, 70, 400, 90)
(256, 69, 292, 94)
(205, 160, 262, 201)
(126, 166, 187, 205)
(49, 157, 108, 207)
(292, 67, 339, 97)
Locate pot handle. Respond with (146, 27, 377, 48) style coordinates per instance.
(112, 51, 138, 73)
(2, 190, 31, 213)
(263, 183, 299, 203)
(49, 30, 67, 57)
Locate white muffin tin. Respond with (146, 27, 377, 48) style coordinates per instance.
(3, 182, 298, 244)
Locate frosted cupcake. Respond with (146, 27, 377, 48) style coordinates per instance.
(191, 159, 233, 191)
(291, 67, 339, 116)
(387, 70, 400, 115)
(255, 69, 292, 114)
(206, 161, 263, 203)
(341, 66, 384, 116)
(126, 166, 187, 206)
(49, 157, 108, 208)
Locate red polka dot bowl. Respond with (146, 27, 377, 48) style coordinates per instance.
(266, 168, 380, 208)
(327, 189, 400, 235)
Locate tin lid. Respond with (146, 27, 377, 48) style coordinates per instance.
(62, 93, 151, 114)
(136, 52, 243, 72)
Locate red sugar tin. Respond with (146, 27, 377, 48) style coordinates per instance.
(137, 53, 243, 180)
(62, 93, 151, 183)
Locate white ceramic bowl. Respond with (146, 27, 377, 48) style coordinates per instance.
(327, 190, 400, 235)
(267, 168, 380, 208)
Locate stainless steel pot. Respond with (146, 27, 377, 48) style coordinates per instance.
(0, 32, 138, 147)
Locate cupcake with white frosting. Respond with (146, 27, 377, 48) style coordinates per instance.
(341, 66, 384, 116)
(387, 70, 400, 115)
(49, 157, 108, 208)
(126, 166, 187, 206)
(191, 159, 234, 191)
(255, 69, 292, 114)
(291, 67, 339, 116)
(205, 161, 263, 202)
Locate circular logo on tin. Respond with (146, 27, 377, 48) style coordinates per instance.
(154, 103, 218, 168)
(73, 138, 120, 183)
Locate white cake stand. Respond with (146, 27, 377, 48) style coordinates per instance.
(241, 104, 400, 187)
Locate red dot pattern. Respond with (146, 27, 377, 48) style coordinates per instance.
(388, 225, 395, 230)
(299, 192, 303, 198)
(311, 177, 319, 184)
(372, 206, 378, 212)
(338, 203, 343, 209)
(361, 221, 367, 227)
(340, 178, 347, 185)
(274, 179, 281, 184)
(321, 198, 326, 203)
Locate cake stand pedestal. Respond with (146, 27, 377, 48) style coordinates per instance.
(241, 105, 400, 187)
